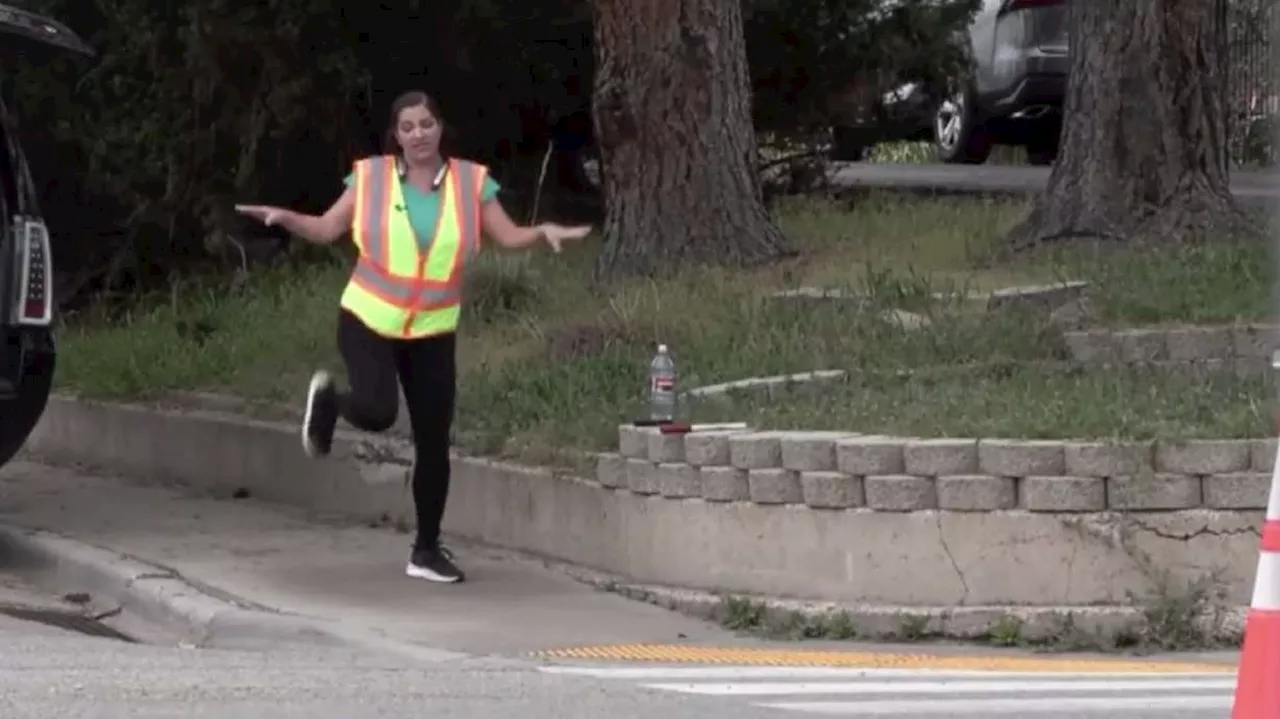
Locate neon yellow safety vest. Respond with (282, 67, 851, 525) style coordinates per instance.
(340, 155, 485, 339)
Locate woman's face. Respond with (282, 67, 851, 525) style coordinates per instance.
(394, 104, 442, 165)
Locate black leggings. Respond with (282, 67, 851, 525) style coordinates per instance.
(336, 310, 456, 551)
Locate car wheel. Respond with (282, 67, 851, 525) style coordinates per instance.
(934, 87, 991, 164)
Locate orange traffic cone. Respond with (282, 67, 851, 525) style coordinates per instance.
(1232, 445, 1280, 719)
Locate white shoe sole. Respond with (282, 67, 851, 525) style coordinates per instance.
(405, 563, 462, 583)
(302, 371, 332, 458)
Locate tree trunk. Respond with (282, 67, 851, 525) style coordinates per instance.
(1004, 0, 1259, 253)
(589, 0, 790, 282)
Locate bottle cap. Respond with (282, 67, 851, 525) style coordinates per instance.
(657, 344, 668, 353)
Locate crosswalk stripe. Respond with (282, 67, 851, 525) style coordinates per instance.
(537, 665, 1234, 680)
(761, 694, 1233, 715)
(639, 678, 1238, 696)
(538, 662, 1238, 715)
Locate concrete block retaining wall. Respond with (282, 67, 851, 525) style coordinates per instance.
(608, 426, 1277, 512)
(1062, 322, 1278, 374)
(16, 397, 1271, 624)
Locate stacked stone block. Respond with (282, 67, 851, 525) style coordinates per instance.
(1062, 322, 1279, 376)
(596, 425, 1275, 512)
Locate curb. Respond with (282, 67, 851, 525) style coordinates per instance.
(0, 522, 467, 663)
(461, 542, 1246, 652)
(600, 577, 1246, 647)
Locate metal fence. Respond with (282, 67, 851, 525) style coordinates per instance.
(1221, 0, 1279, 168)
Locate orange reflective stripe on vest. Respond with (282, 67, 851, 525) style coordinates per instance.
(348, 260, 462, 310)
(341, 155, 485, 338)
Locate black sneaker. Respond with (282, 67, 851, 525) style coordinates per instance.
(301, 370, 338, 458)
(406, 545, 465, 583)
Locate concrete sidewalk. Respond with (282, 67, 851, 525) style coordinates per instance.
(0, 460, 734, 656)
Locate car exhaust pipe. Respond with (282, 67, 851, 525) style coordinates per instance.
(1011, 105, 1055, 120)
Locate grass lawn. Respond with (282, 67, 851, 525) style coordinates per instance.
(687, 364, 1268, 442)
(54, 193, 1275, 459)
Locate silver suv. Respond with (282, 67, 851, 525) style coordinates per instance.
(829, 0, 1068, 165)
(935, 0, 1067, 164)
(0, 4, 92, 468)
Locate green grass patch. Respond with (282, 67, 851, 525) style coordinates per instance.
(688, 364, 1269, 442)
(54, 194, 1276, 458)
(1060, 240, 1273, 325)
(867, 141, 1028, 166)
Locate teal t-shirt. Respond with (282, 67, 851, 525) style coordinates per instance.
(344, 168, 500, 251)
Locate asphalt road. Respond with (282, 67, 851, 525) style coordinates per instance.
(0, 571, 1240, 719)
(0, 572, 756, 719)
(826, 162, 1279, 206)
(0, 605, 795, 719)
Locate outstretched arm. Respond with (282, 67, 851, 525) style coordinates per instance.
(236, 186, 355, 245)
(481, 198, 592, 252)
(275, 186, 356, 245)
(480, 198, 544, 249)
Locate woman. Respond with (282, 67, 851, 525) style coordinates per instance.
(235, 91, 590, 584)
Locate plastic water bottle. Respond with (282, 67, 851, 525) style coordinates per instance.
(648, 344, 677, 421)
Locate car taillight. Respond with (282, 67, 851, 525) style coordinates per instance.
(10, 217, 51, 326)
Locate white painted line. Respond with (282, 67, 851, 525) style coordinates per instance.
(640, 678, 1239, 696)
(761, 694, 1233, 715)
(537, 666, 1234, 680)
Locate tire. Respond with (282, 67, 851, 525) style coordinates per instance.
(934, 86, 991, 164)
(1025, 131, 1060, 166)
(0, 329, 55, 469)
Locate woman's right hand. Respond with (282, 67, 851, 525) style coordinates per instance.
(537, 222, 592, 253)
(235, 204, 291, 227)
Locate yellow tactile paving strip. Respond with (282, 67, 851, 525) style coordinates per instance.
(531, 644, 1236, 673)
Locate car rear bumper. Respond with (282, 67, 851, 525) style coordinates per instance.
(1008, 71, 1066, 107)
(990, 53, 1068, 112)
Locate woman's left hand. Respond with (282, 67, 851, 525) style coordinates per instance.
(537, 223, 592, 253)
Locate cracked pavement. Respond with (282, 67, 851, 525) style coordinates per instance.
(934, 511, 971, 604)
(1126, 520, 1261, 542)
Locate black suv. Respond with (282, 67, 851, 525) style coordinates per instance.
(0, 5, 91, 468)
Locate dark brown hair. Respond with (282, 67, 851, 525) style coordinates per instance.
(383, 90, 446, 154)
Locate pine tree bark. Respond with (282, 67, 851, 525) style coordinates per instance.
(1005, 0, 1259, 252)
(589, 0, 790, 282)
